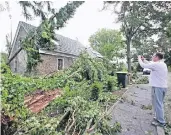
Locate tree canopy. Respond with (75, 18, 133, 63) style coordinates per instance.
(104, 1, 171, 72)
(89, 28, 124, 60)
(166, 23, 171, 45)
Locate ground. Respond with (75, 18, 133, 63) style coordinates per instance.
(111, 73, 171, 135)
(164, 73, 171, 135)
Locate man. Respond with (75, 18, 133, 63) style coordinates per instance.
(138, 52, 168, 127)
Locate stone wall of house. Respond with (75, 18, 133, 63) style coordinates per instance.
(16, 50, 27, 74)
(9, 23, 75, 75)
(10, 26, 28, 74)
(36, 54, 74, 75)
(36, 54, 58, 75)
(64, 57, 74, 69)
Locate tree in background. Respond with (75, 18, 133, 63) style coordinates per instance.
(0, 1, 9, 12)
(0, 52, 8, 64)
(89, 28, 124, 60)
(104, 1, 171, 73)
(166, 23, 171, 45)
(164, 50, 171, 67)
(5, 34, 12, 58)
(164, 23, 171, 67)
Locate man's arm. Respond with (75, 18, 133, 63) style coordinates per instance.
(138, 56, 156, 70)
(143, 59, 151, 64)
(141, 56, 151, 64)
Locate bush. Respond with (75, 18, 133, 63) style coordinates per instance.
(135, 76, 149, 84)
(168, 66, 171, 72)
(104, 76, 117, 92)
(90, 82, 102, 101)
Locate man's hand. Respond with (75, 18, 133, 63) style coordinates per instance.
(141, 56, 145, 61)
(138, 55, 144, 61)
(138, 55, 142, 60)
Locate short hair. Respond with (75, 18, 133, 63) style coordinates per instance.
(155, 52, 163, 59)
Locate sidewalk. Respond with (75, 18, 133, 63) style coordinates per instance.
(164, 73, 171, 135)
(111, 84, 157, 135)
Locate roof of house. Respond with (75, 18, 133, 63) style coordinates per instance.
(18, 21, 103, 58)
(20, 21, 37, 33)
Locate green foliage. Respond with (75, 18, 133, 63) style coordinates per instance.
(1, 52, 123, 134)
(165, 50, 171, 67)
(18, 1, 53, 20)
(15, 116, 62, 135)
(1, 64, 30, 119)
(165, 122, 171, 135)
(22, 20, 56, 73)
(5, 34, 12, 56)
(104, 1, 171, 72)
(105, 76, 118, 92)
(54, 1, 84, 29)
(68, 52, 107, 82)
(166, 23, 171, 47)
(89, 28, 124, 60)
(168, 66, 171, 72)
(117, 62, 127, 72)
(135, 76, 149, 84)
(1, 64, 66, 119)
(1, 52, 8, 64)
(98, 92, 118, 103)
(90, 82, 103, 101)
(96, 121, 122, 134)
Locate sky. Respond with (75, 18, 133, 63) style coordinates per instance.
(0, 1, 121, 53)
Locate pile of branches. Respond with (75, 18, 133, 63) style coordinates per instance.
(15, 96, 121, 135)
(1, 52, 121, 135)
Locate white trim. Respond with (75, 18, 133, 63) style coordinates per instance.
(9, 22, 22, 59)
(39, 49, 78, 59)
(57, 58, 64, 70)
(9, 22, 29, 60)
(20, 23, 29, 34)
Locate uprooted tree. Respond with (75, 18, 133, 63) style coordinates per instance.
(7, 1, 84, 73)
(1, 51, 122, 135)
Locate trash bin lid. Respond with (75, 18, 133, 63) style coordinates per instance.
(116, 71, 128, 74)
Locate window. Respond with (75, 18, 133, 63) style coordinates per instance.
(58, 59, 64, 70)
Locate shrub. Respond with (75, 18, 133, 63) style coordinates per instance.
(90, 82, 103, 101)
(103, 76, 117, 92)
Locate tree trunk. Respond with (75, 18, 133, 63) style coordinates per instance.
(126, 39, 131, 84)
(127, 40, 131, 73)
(7, 47, 22, 65)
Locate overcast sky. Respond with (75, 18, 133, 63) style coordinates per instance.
(0, 1, 121, 53)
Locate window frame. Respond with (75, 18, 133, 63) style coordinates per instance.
(57, 58, 64, 70)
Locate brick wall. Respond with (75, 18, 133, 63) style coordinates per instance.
(64, 57, 74, 69)
(36, 54, 75, 75)
(36, 54, 58, 75)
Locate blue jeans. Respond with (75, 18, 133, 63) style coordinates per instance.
(151, 87, 167, 124)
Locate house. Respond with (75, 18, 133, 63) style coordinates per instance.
(9, 21, 102, 75)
